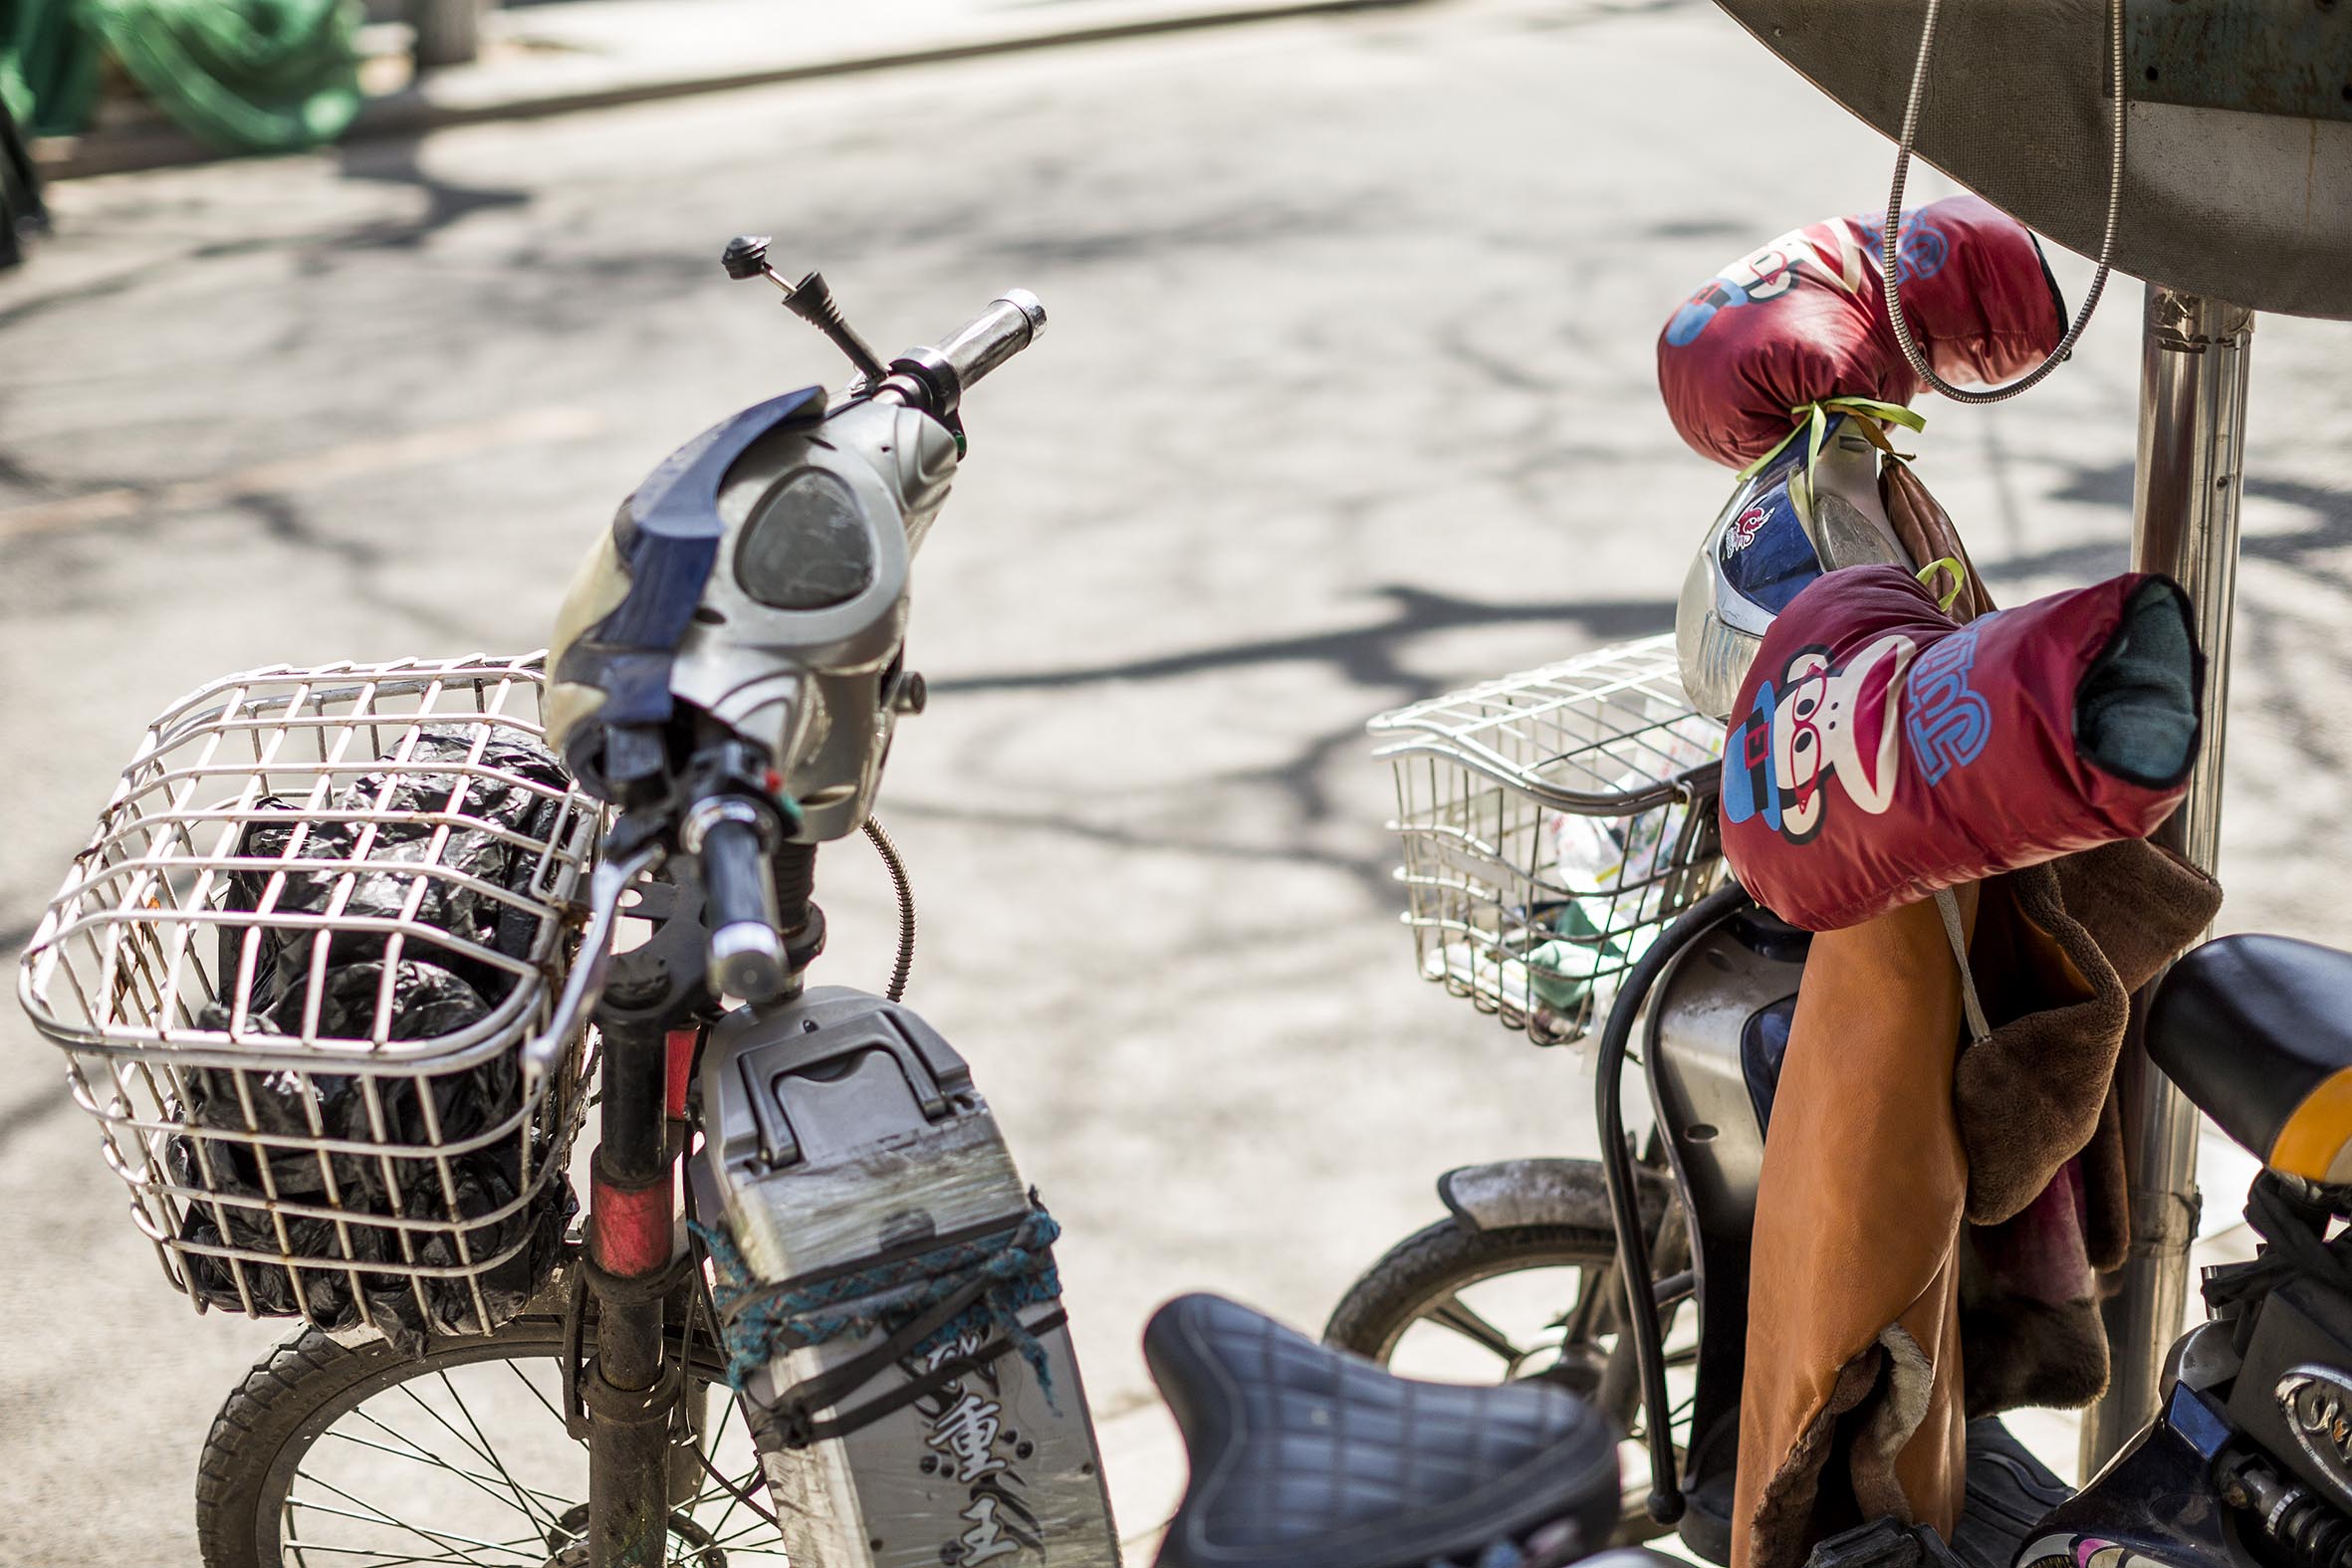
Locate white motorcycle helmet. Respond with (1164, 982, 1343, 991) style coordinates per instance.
(1675, 413, 1914, 721)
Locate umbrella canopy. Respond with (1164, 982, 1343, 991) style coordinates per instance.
(1714, 0, 2352, 321)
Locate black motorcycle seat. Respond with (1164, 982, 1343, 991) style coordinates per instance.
(2149, 935, 2352, 1184)
(1144, 1292, 1621, 1568)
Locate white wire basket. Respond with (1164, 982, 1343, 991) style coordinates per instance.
(16, 653, 604, 1342)
(1370, 634, 1728, 1046)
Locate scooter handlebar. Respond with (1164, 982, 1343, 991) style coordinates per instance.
(686, 799, 788, 1004)
(875, 290, 1048, 417)
(936, 290, 1047, 395)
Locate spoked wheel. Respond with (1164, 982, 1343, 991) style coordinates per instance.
(195, 1307, 787, 1568)
(1322, 1214, 1697, 1545)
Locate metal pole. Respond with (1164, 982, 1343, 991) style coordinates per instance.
(410, 0, 484, 71)
(2077, 284, 2253, 1476)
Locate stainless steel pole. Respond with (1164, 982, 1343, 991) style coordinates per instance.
(2077, 285, 2253, 1476)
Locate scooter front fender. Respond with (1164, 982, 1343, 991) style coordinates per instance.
(1438, 1156, 1671, 1235)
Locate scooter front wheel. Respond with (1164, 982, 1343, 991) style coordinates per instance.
(192, 1303, 785, 1568)
(1323, 1217, 1692, 1546)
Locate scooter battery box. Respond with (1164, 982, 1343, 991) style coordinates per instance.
(691, 987, 1119, 1567)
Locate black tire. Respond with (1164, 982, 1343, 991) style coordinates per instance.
(1323, 1220, 1620, 1364)
(1323, 1217, 1685, 1546)
(195, 1311, 769, 1568)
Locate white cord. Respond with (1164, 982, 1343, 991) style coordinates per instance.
(1881, 0, 2127, 404)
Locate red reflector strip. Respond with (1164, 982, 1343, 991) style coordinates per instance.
(591, 1170, 673, 1277)
(665, 1028, 698, 1120)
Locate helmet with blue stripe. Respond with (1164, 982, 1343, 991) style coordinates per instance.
(1675, 412, 1915, 720)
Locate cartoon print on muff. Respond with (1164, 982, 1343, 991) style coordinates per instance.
(1725, 632, 1918, 845)
(1664, 220, 1850, 346)
(1660, 201, 1949, 347)
(1717, 565, 2202, 933)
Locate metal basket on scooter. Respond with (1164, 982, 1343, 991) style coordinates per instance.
(1371, 633, 1727, 1045)
(16, 653, 604, 1345)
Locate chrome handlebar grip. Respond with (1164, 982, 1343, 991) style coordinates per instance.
(684, 796, 789, 1004)
(700, 824, 787, 1003)
(872, 290, 1048, 416)
(936, 289, 1048, 394)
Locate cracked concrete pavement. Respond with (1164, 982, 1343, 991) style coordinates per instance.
(1, 0, 2348, 1560)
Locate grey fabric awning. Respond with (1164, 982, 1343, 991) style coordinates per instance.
(1713, 0, 2352, 321)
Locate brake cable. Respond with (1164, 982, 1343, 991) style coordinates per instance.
(1880, 0, 2127, 403)
(863, 814, 916, 1004)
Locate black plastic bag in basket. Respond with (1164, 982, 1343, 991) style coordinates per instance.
(168, 730, 581, 1353)
(216, 732, 572, 1008)
(177, 960, 523, 1184)
(172, 1136, 575, 1356)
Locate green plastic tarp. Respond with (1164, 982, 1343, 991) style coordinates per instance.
(2, 0, 361, 153)
(0, 0, 97, 134)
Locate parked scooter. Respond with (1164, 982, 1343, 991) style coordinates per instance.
(20, 241, 1640, 1568)
(1328, 5, 2352, 1568)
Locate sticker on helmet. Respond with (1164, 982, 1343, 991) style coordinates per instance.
(1726, 504, 1770, 552)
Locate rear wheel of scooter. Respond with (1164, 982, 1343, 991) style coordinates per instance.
(1323, 1218, 1690, 1546)
(193, 1309, 782, 1568)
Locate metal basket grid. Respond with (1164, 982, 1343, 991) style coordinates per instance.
(16, 653, 603, 1333)
(1370, 634, 1728, 1045)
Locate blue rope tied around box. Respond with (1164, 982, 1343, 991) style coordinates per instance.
(690, 1202, 1064, 1447)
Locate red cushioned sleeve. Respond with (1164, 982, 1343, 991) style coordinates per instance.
(1719, 565, 2194, 931)
(1657, 198, 2064, 468)
(1846, 195, 2065, 388)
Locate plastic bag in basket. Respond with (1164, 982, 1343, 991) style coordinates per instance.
(166, 730, 580, 1352)
(1528, 716, 1720, 1011)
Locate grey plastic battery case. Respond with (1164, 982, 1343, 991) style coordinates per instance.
(691, 986, 1120, 1567)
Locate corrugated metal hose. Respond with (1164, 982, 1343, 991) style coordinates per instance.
(1881, 0, 2127, 404)
(862, 814, 916, 1004)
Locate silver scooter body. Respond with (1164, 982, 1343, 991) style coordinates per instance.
(545, 272, 1118, 1564)
(1640, 905, 1807, 1562)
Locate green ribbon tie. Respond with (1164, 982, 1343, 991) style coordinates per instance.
(1735, 396, 1928, 485)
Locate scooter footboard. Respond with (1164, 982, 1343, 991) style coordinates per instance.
(689, 985, 1121, 1567)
